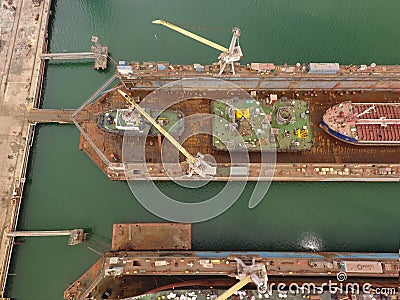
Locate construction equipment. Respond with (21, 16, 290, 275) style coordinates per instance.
(118, 90, 216, 177)
(216, 257, 268, 300)
(152, 19, 243, 75)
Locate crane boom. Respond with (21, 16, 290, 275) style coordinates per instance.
(152, 19, 228, 53)
(118, 90, 196, 164)
(215, 275, 252, 300)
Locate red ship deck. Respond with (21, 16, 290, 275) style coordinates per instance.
(356, 124, 400, 143)
(353, 103, 400, 119)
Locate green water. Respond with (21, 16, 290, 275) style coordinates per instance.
(6, 0, 400, 299)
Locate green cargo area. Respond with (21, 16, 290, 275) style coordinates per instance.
(212, 98, 313, 152)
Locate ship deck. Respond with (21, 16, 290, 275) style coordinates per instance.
(322, 102, 400, 144)
(357, 124, 400, 143)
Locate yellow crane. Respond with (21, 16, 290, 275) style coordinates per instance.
(216, 257, 269, 300)
(152, 19, 228, 52)
(118, 90, 216, 177)
(215, 275, 252, 300)
(152, 19, 243, 75)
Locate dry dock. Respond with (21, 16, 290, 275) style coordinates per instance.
(0, 0, 52, 296)
(76, 85, 400, 182)
(65, 251, 399, 300)
(64, 223, 399, 300)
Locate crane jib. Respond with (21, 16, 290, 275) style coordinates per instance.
(152, 19, 229, 53)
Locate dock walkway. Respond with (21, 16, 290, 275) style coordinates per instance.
(0, 0, 52, 296)
(40, 36, 108, 69)
(7, 229, 86, 246)
(27, 109, 90, 124)
(41, 52, 97, 60)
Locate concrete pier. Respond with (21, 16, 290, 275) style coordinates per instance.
(0, 0, 52, 296)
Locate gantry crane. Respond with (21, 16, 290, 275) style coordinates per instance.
(215, 257, 269, 300)
(152, 19, 243, 75)
(118, 90, 216, 177)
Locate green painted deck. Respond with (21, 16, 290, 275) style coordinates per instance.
(212, 98, 313, 152)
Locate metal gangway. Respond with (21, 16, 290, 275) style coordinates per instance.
(7, 229, 86, 246)
(40, 52, 97, 59)
(40, 36, 108, 69)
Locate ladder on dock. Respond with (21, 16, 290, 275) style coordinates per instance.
(7, 229, 86, 246)
(40, 36, 108, 69)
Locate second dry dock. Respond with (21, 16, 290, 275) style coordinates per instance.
(64, 223, 400, 300)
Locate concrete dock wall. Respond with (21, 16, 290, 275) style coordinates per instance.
(0, 0, 52, 296)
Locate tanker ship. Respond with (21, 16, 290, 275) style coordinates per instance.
(320, 102, 400, 145)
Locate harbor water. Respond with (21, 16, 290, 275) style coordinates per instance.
(6, 0, 400, 299)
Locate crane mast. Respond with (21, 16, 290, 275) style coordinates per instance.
(153, 19, 243, 75)
(218, 27, 242, 75)
(118, 90, 216, 177)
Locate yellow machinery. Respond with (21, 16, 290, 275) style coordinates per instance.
(297, 128, 309, 139)
(118, 90, 216, 177)
(152, 19, 243, 75)
(236, 108, 251, 119)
